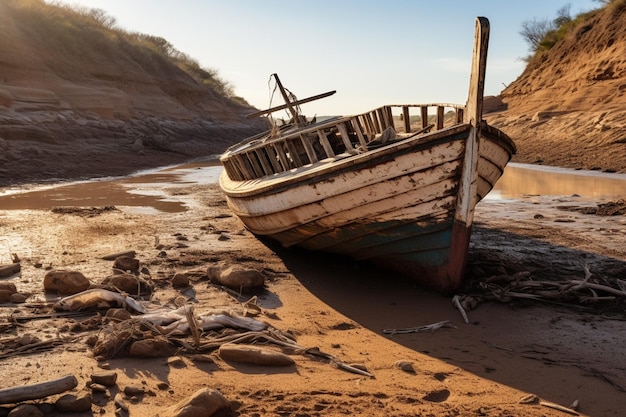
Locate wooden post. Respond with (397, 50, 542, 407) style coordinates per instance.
(402, 106, 411, 133)
(420, 106, 429, 129)
(447, 17, 490, 289)
(437, 106, 444, 130)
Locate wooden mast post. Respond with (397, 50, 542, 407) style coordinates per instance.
(446, 16, 490, 290)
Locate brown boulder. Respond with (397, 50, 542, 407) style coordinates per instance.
(43, 270, 90, 294)
(207, 263, 265, 290)
(164, 388, 230, 417)
(101, 273, 140, 293)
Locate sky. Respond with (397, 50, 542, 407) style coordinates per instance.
(49, 0, 598, 117)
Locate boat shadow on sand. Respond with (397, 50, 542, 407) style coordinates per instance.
(261, 225, 626, 415)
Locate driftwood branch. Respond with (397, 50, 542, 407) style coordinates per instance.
(382, 320, 457, 335)
(539, 400, 580, 416)
(465, 265, 626, 310)
(452, 295, 470, 323)
(0, 374, 77, 404)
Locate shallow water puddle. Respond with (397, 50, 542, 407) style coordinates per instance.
(0, 161, 222, 214)
(488, 163, 626, 200)
(1, 161, 625, 214)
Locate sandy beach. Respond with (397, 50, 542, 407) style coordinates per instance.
(1, 162, 625, 416)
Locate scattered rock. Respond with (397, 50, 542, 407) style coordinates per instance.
(91, 371, 117, 387)
(0, 282, 17, 294)
(105, 308, 132, 321)
(218, 344, 295, 366)
(43, 270, 90, 294)
(0, 290, 13, 302)
(172, 272, 190, 288)
(394, 360, 416, 374)
(113, 256, 140, 274)
(123, 385, 144, 397)
(55, 392, 92, 412)
(129, 337, 177, 358)
(101, 250, 137, 261)
(101, 273, 141, 293)
(9, 293, 28, 303)
(7, 403, 43, 417)
(207, 263, 265, 290)
(168, 356, 187, 368)
(89, 383, 107, 393)
(164, 388, 230, 417)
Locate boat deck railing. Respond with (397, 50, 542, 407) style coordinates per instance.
(222, 103, 466, 181)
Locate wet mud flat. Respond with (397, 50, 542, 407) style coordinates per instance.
(0, 170, 625, 416)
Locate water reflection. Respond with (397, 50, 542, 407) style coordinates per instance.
(488, 163, 626, 200)
(1, 161, 625, 214)
(0, 160, 223, 213)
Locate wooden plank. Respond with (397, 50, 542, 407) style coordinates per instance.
(246, 89, 336, 119)
(448, 16, 490, 283)
(317, 129, 335, 158)
(350, 119, 368, 148)
(267, 145, 284, 172)
(245, 151, 264, 178)
(437, 106, 444, 130)
(274, 142, 292, 170)
(235, 154, 255, 180)
(402, 106, 411, 133)
(371, 110, 382, 133)
(363, 113, 376, 139)
(286, 139, 303, 167)
(456, 108, 464, 123)
(420, 106, 429, 129)
(300, 135, 318, 163)
(337, 123, 353, 151)
(255, 148, 274, 175)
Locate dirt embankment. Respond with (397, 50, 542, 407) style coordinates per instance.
(0, 1, 267, 187)
(485, 4, 626, 173)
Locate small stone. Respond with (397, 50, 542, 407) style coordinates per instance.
(9, 293, 28, 303)
(157, 382, 170, 390)
(164, 388, 230, 417)
(171, 273, 190, 288)
(207, 263, 265, 290)
(189, 354, 215, 363)
(91, 371, 118, 387)
(123, 385, 144, 396)
(0, 289, 12, 302)
(0, 282, 17, 293)
(101, 273, 140, 293)
(167, 356, 187, 368)
(43, 270, 90, 294)
(7, 403, 44, 417)
(55, 392, 92, 412)
(129, 337, 176, 358)
(113, 256, 140, 274)
(89, 383, 108, 392)
(105, 308, 132, 321)
(394, 360, 416, 374)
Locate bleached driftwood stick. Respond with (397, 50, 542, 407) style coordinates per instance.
(452, 295, 470, 323)
(382, 320, 456, 335)
(539, 400, 580, 416)
(0, 374, 77, 404)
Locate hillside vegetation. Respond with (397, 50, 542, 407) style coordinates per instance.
(486, 0, 626, 172)
(0, 0, 267, 185)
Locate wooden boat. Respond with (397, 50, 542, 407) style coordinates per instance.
(218, 17, 515, 292)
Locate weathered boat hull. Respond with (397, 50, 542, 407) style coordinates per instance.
(220, 122, 514, 292)
(218, 17, 515, 292)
